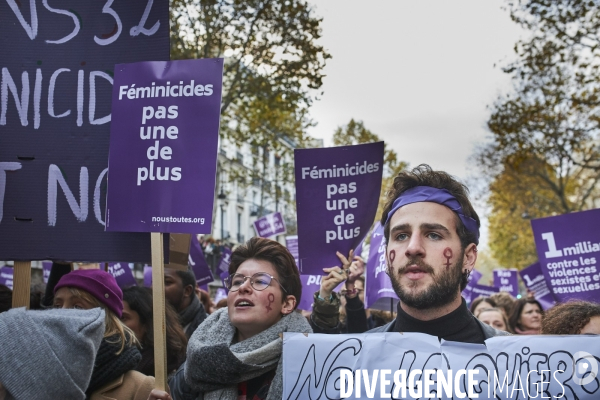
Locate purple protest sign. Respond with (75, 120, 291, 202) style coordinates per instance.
(295, 142, 384, 274)
(106, 58, 224, 234)
(253, 212, 286, 238)
(189, 236, 214, 286)
(107, 263, 137, 289)
(462, 269, 483, 303)
(0, 266, 14, 290)
(42, 262, 52, 284)
(143, 266, 152, 287)
(218, 248, 232, 274)
(286, 235, 299, 267)
(493, 269, 519, 297)
(531, 209, 600, 303)
(214, 288, 228, 304)
(219, 271, 230, 293)
(520, 262, 556, 310)
(470, 283, 500, 298)
(364, 223, 399, 311)
(296, 275, 345, 311)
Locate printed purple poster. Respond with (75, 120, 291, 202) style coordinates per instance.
(364, 223, 399, 311)
(220, 270, 230, 293)
(107, 263, 137, 288)
(42, 262, 52, 284)
(286, 235, 299, 267)
(493, 268, 519, 297)
(531, 209, 600, 303)
(106, 58, 224, 233)
(0, 0, 169, 262)
(217, 248, 232, 273)
(462, 269, 482, 303)
(295, 142, 384, 274)
(470, 283, 499, 298)
(0, 266, 14, 290)
(214, 288, 228, 304)
(189, 235, 214, 286)
(143, 266, 152, 287)
(253, 212, 286, 238)
(520, 262, 556, 310)
(297, 275, 344, 311)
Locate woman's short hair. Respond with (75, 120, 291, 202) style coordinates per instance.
(229, 237, 302, 309)
(541, 300, 600, 334)
(469, 296, 496, 314)
(508, 298, 543, 331)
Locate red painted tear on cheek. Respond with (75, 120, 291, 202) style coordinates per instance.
(266, 293, 275, 312)
(443, 248, 453, 269)
(388, 250, 396, 265)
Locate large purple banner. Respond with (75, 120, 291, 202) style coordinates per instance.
(294, 142, 384, 274)
(364, 222, 399, 310)
(253, 212, 286, 238)
(0, 0, 169, 262)
(492, 268, 519, 297)
(107, 262, 137, 288)
(531, 209, 600, 303)
(106, 59, 223, 233)
(189, 235, 214, 287)
(520, 262, 556, 310)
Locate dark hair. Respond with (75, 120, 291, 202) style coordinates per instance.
(229, 237, 302, 309)
(381, 164, 480, 249)
(469, 296, 497, 314)
(29, 283, 46, 310)
(508, 298, 543, 332)
(122, 286, 188, 375)
(175, 269, 197, 290)
(542, 300, 600, 334)
(197, 288, 213, 314)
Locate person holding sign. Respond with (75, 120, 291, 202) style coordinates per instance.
(370, 165, 508, 341)
(53, 269, 155, 400)
(162, 237, 312, 400)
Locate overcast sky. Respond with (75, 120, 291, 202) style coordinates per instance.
(305, 0, 525, 248)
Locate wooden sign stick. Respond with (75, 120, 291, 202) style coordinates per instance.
(151, 232, 168, 390)
(12, 261, 31, 309)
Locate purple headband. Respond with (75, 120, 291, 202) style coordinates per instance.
(384, 186, 480, 245)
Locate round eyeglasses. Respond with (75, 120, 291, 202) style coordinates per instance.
(224, 272, 287, 293)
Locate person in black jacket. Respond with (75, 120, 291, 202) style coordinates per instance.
(164, 268, 207, 339)
(313, 164, 509, 342)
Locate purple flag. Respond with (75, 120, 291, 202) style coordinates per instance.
(531, 209, 600, 303)
(294, 142, 384, 274)
(520, 262, 556, 310)
(493, 269, 519, 297)
(214, 288, 228, 304)
(286, 235, 299, 266)
(0, 266, 14, 290)
(219, 270, 230, 294)
(462, 269, 483, 303)
(217, 248, 232, 274)
(42, 262, 52, 284)
(106, 58, 224, 234)
(364, 223, 399, 311)
(470, 283, 500, 298)
(189, 236, 214, 286)
(297, 275, 344, 311)
(253, 212, 286, 238)
(143, 266, 152, 287)
(107, 263, 137, 288)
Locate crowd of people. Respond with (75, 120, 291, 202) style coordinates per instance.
(1, 164, 599, 400)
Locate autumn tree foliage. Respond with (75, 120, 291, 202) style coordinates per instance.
(478, 0, 600, 268)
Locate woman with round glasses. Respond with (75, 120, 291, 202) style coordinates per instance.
(153, 237, 311, 400)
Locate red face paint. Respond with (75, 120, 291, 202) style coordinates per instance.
(443, 248, 453, 269)
(389, 249, 396, 263)
(266, 293, 275, 312)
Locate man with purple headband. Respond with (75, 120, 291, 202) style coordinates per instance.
(367, 164, 508, 341)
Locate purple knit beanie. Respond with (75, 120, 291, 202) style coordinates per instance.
(54, 269, 124, 317)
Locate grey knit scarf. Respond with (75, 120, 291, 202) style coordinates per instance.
(184, 307, 312, 400)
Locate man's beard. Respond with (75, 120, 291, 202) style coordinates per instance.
(389, 251, 464, 310)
